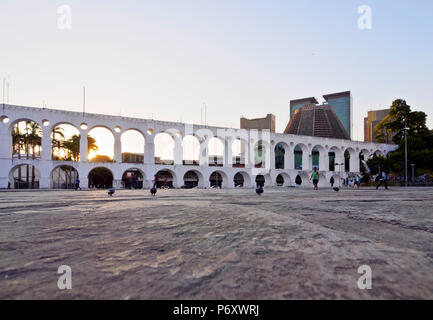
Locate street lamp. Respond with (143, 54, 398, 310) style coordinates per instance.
(403, 119, 408, 187)
(411, 163, 415, 184)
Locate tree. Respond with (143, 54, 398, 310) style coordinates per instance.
(52, 126, 65, 160)
(55, 134, 98, 162)
(375, 99, 433, 177)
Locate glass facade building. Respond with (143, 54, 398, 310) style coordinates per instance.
(323, 91, 352, 139)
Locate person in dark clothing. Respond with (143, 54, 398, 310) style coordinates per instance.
(153, 174, 158, 189)
(376, 171, 388, 190)
(75, 178, 81, 190)
(330, 176, 335, 188)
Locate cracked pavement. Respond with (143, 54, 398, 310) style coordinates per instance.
(0, 187, 432, 299)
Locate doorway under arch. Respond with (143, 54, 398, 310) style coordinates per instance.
(51, 165, 79, 189)
(88, 167, 113, 189)
(122, 169, 144, 189)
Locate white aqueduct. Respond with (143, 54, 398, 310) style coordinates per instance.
(0, 105, 396, 189)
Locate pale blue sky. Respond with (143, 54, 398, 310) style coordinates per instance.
(1, 0, 432, 142)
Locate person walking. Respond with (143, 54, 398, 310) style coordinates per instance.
(153, 174, 158, 189)
(330, 176, 335, 188)
(310, 167, 319, 190)
(376, 171, 388, 190)
(75, 178, 81, 191)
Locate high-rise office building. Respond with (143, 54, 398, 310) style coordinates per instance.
(364, 109, 394, 143)
(322, 91, 352, 139)
(240, 113, 276, 132)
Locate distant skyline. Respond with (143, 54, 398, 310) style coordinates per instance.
(1, 0, 432, 141)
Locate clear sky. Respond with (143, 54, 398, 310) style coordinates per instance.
(1, 0, 432, 146)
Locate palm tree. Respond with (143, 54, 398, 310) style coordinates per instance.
(51, 126, 65, 160)
(60, 134, 98, 162)
(25, 121, 42, 188)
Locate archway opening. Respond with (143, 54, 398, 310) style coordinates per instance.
(344, 150, 350, 172)
(329, 151, 336, 171)
(155, 170, 174, 188)
(182, 135, 200, 165)
(275, 143, 285, 169)
(254, 141, 266, 168)
(209, 171, 223, 188)
(88, 167, 113, 189)
(276, 174, 284, 186)
(255, 175, 265, 187)
(234, 172, 245, 187)
(121, 130, 145, 163)
(294, 145, 303, 170)
(88, 127, 114, 162)
(51, 124, 80, 161)
(9, 164, 40, 189)
(11, 120, 42, 160)
(51, 165, 78, 189)
(312, 146, 320, 170)
(208, 137, 224, 167)
(122, 169, 143, 189)
(295, 174, 302, 186)
(154, 133, 174, 165)
(232, 139, 245, 167)
(183, 171, 199, 188)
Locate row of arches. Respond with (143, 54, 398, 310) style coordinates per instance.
(9, 120, 382, 173)
(8, 164, 323, 190)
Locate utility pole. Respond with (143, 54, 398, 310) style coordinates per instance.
(404, 119, 408, 187)
(411, 163, 415, 184)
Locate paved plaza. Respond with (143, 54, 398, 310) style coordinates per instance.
(0, 187, 432, 299)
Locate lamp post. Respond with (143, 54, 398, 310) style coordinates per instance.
(411, 163, 415, 184)
(404, 119, 408, 187)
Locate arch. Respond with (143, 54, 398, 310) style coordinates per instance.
(182, 135, 200, 165)
(87, 126, 114, 162)
(312, 144, 327, 171)
(51, 123, 81, 161)
(329, 146, 343, 172)
(275, 142, 289, 169)
(154, 132, 175, 165)
(254, 140, 270, 168)
(233, 171, 252, 188)
(209, 170, 228, 188)
(208, 137, 224, 167)
(8, 164, 40, 189)
(11, 119, 42, 160)
(374, 149, 383, 156)
(275, 172, 291, 187)
(232, 138, 247, 168)
(344, 147, 357, 172)
(88, 167, 114, 189)
(155, 169, 176, 188)
(50, 165, 79, 189)
(294, 143, 309, 170)
(294, 171, 310, 187)
(183, 170, 204, 188)
(255, 175, 265, 187)
(122, 168, 144, 189)
(121, 129, 145, 163)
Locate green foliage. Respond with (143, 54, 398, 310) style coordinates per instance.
(374, 99, 433, 176)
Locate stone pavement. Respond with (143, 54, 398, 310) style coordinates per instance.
(0, 187, 432, 299)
